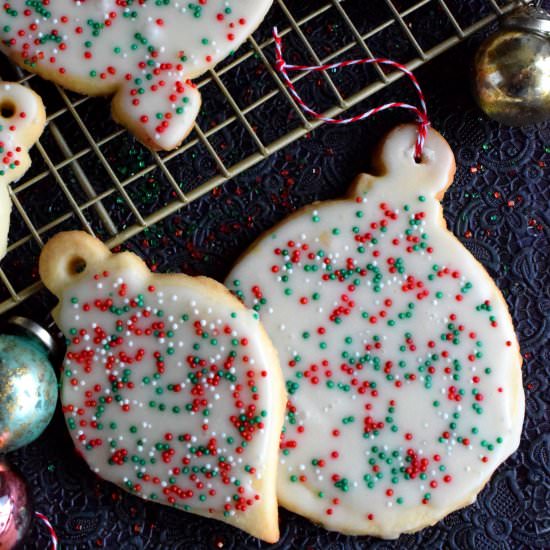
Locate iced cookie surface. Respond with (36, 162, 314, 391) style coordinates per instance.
(226, 125, 524, 538)
(0, 1, 272, 150)
(0, 82, 45, 260)
(39, 231, 285, 542)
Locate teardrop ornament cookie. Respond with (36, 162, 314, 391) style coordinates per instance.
(39, 231, 285, 542)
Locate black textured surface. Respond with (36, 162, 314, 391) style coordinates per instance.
(2, 1, 549, 549)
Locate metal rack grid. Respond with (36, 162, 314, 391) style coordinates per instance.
(0, 0, 518, 314)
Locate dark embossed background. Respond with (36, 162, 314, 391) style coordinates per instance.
(1, 1, 549, 548)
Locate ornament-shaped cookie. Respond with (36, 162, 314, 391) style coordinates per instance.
(226, 125, 524, 538)
(39, 231, 285, 542)
(0, 82, 46, 260)
(0, 1, 272, 151)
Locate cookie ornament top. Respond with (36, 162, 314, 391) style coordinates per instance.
(227, 125, 524, 538)
(0, 1, 273, 150)
(0, 82, 46, 260)
(39, 231, 285, 542)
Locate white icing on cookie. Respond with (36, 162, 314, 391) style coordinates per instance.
(226, 125, 524, 538)
(39, 231, 284, 542)
(0, 1, 273, 150)
(0, 82, 45, 260)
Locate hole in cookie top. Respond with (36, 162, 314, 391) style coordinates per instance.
(68, 256, 87, 276)
(0, 100, 16, 119)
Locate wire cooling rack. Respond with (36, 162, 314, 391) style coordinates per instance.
(0, 0, 518, 314)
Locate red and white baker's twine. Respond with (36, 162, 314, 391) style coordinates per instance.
(273, 27, 430, 159)
(35, 512, 58, 550)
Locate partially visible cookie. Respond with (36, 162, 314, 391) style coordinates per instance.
(0, 1, 273, 150)
(39, 231, 285, 542)
(226, 125, 524, 538)
(0, 82, 46, 260)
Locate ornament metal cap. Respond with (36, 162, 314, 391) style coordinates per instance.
(503, 4, 550, 38)
(7, 316, 55, 355)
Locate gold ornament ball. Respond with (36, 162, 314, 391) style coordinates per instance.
(473, 7, 550, 126)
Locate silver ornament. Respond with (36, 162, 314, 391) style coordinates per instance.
(473, 2, 550, 126)
(0, 317, 58, 454)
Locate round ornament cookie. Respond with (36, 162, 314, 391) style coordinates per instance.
(0, 82, 46, 260)
(0, 1, 273, 151)
(39, 231, 285, 542)
(226, 125, 524, 538)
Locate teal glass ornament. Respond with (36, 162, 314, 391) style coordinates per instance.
(0, 317, 58, 453)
